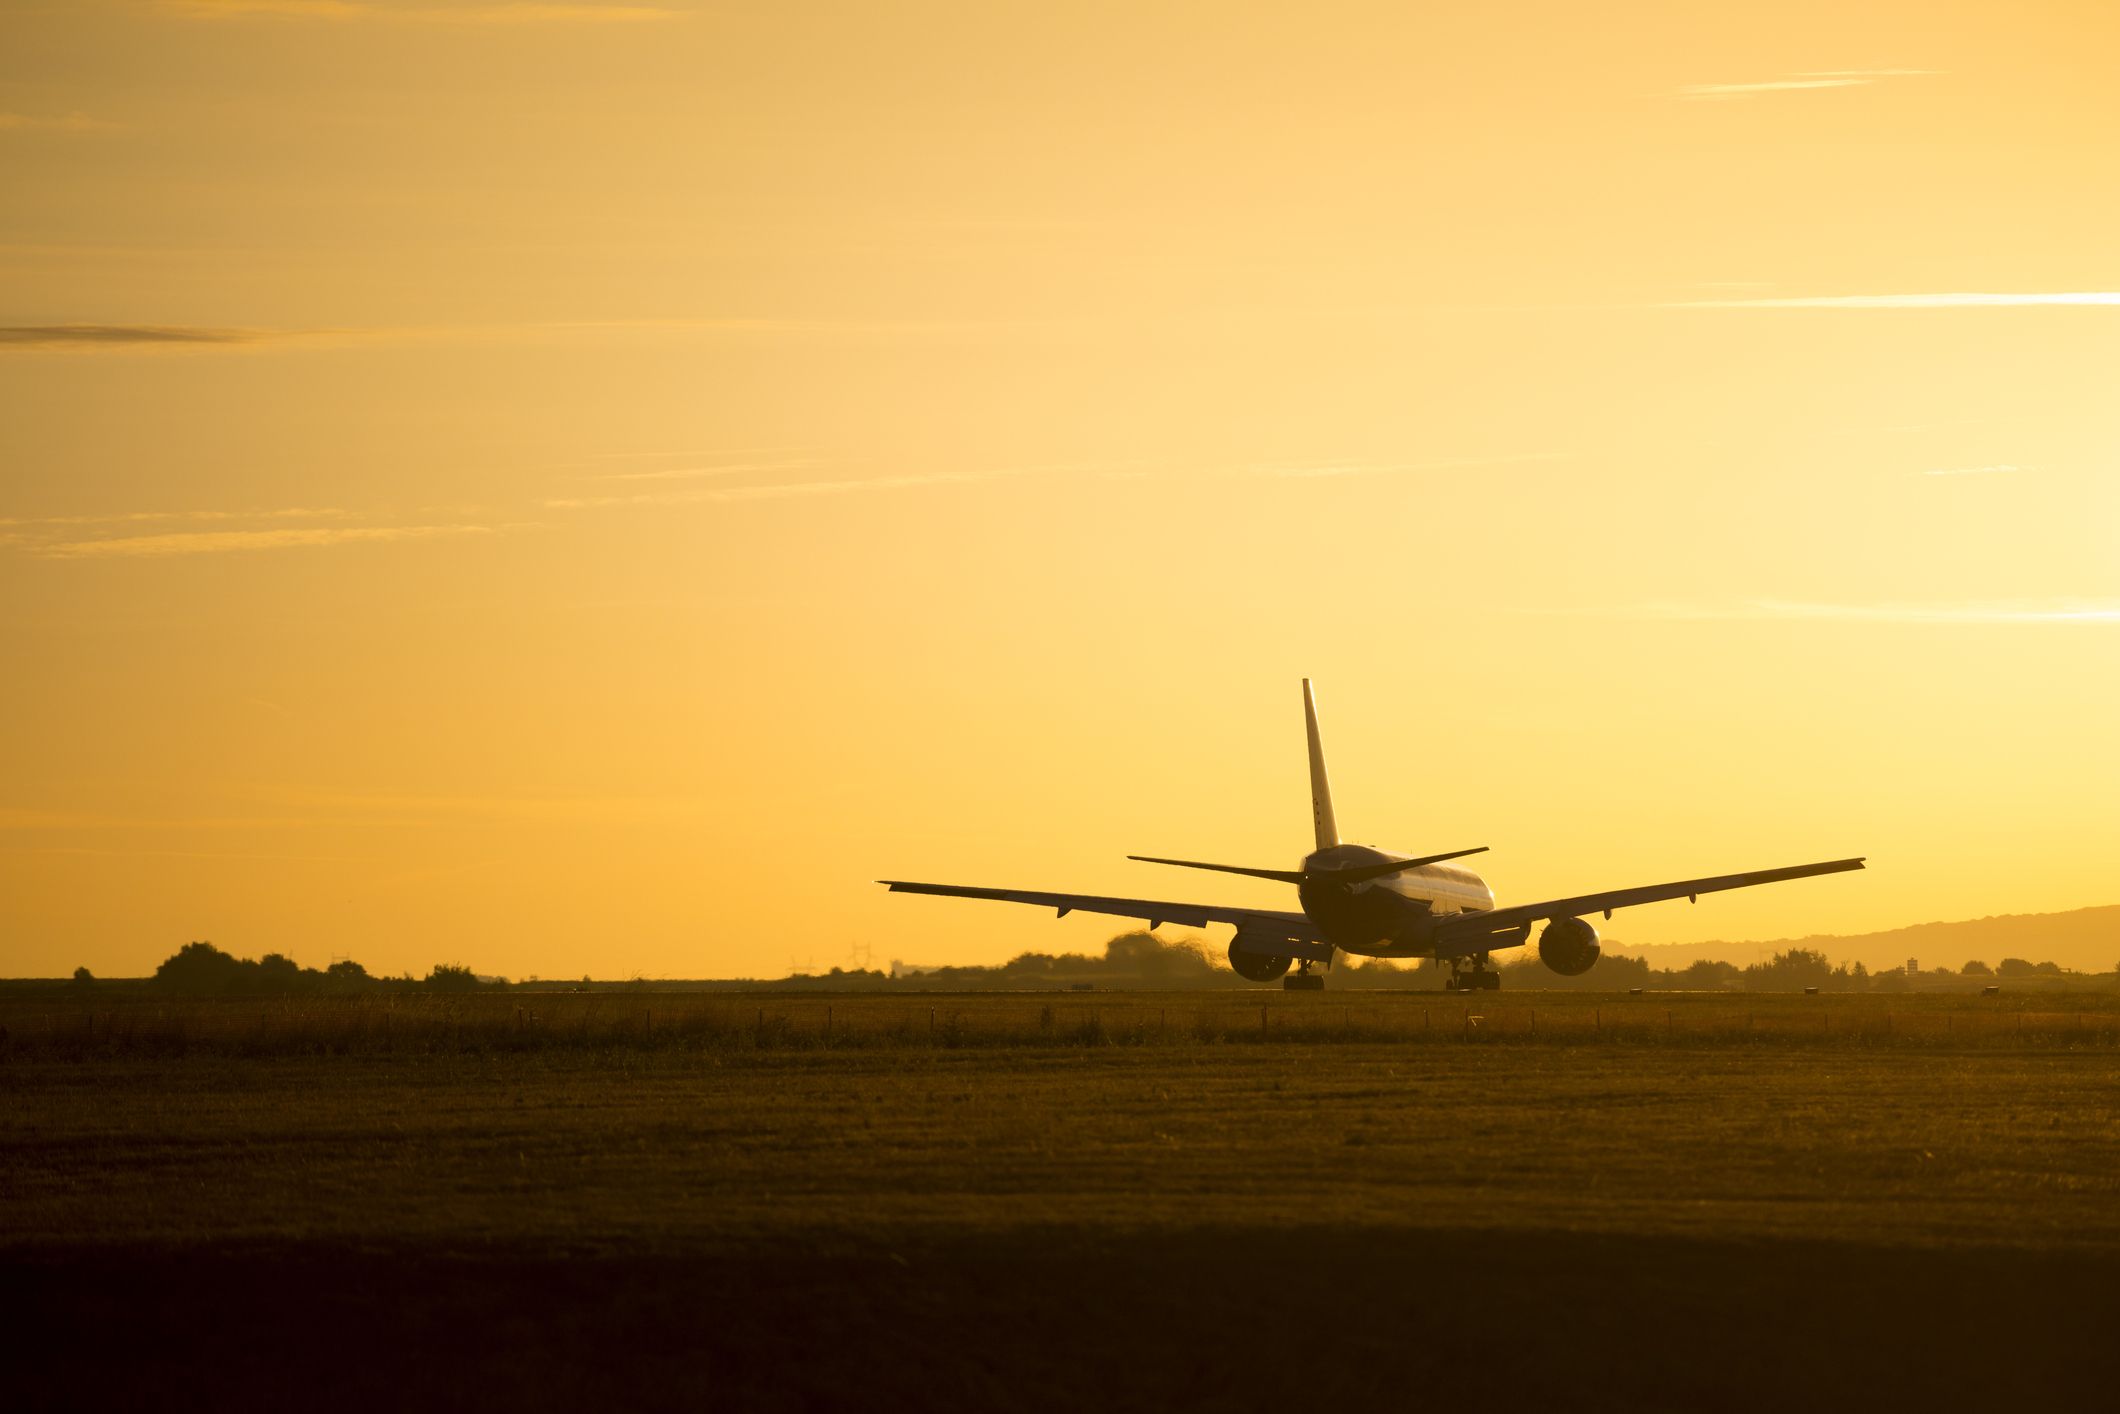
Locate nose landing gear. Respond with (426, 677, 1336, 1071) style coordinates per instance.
(1444, 954, 1500, 992)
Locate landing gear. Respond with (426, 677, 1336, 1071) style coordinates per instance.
(1444, 954, 1501, 992)
(1282, 959, 1326, 991)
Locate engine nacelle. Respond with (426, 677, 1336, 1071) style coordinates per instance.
(1228, 941, 1293, 983)
(1538, 916, 1601, 977)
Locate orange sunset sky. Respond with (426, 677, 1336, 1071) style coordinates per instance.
(3, 0, 2116, 980)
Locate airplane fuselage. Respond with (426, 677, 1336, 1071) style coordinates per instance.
(1298, 844, 1496, 958)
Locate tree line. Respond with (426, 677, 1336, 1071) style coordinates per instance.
(143, 941, 503, 996)
(66, 933, 2095, 996)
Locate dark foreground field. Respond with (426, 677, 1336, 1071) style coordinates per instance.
(6, 992, 2119, 1411)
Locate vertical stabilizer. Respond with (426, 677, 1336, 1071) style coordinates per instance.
(1302, 679, 1339, 851)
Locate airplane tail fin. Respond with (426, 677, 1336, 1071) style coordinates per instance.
(1303, 678, 1338, 851)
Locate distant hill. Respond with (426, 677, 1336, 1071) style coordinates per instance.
(1614, 905, 2120, 975)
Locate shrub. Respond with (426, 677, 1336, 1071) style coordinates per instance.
(425, 963, 484, 992)
(155, 941, 247, 995)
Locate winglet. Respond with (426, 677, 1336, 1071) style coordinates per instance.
(1303, 678, 1338, 851)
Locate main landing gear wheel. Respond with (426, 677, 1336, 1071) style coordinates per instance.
(1444, 955, 1501, 992)
(1282, 960, 1326, 991)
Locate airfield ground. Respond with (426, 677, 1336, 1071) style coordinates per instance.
(5, 990, 2118, 1410)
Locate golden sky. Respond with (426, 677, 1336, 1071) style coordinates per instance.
(3, 0, 2116, 979)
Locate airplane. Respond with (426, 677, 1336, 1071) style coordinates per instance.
(881, 680, 1864, 991)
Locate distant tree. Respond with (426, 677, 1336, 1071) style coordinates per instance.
(2034, 960, 2062, 975)
(1961, 960, 1993, 976)
(1103, 931, 1212, 981)
(71, 965, 94, 987)
(1500, 950, 1649, 991)
(425, 963, 483, 992)
(321, 959, 371, 993)
(155, 941, 245, 995)
(256, 953, 302, 990)
(1674, 959, 1741, 989)
(1001, 951, 1058, 975)
(1997, 957, 2036, 978)
(1745, 948, 1834, 991)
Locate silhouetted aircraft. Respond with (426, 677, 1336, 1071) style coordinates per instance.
(882, 681, 1864, 990)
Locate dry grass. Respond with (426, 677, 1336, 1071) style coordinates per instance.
(8, 1028, 2120, 1256)
(4, 988, 2118, 1058)
(9, 1001, 2119, 1411)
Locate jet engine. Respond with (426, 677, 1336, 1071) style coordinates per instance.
(1228, 942, 1293, 983)
(1538, 916, 1601, 976)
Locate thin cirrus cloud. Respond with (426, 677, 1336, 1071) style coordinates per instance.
(0, 112, 120, 134)
(160, 1, 678, 23)
(1679, 292, 2120, 309)
(0, 324, 273, 348)
(39, 524, 498, 559)
(546, 460, 1124, 510)
(246, 786, 710, 826)
(1677, 69, 1941, 100)
(1257, 451, 1569, 479)
(584, 458, 822, 484)
(0, 506, 352, 529)
(0, 318, 1063, 355)
(1622, 599, 2120, 624)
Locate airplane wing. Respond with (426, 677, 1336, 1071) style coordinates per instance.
(878, 881, 1329, 958)
(1428, 857, 1865, 958)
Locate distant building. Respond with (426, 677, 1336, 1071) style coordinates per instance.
(1906, 958, 1919, 976)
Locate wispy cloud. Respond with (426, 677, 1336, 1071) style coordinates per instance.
(1678, 69, 1941, 100)
(1, 316, 1065, 355)
(1614, 599, 2120, 624)
(1920, 464, 2022, 477)
(162, 1, 677, 23)
(0, 112, 120, 134)
(546, 460, 1122, 509)
(585, 446, 815, 462)
(549, 470, 1009, 509)
(0, 807, 316, 831)
(0, 324, 273, 348)
(584, 458, 820, 483)
(39, 524, 497, 559)
(0, 506, 351, 529)
(1256, 452, 1568, 480)
(1679, 292, 2120, 309)
(249, 787, 708, 825)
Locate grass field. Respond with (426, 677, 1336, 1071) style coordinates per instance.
(7, 986, 2120, 1056)
(6, 991, 2118, 1410)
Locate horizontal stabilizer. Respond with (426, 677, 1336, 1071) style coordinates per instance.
(1127, 846, 1488, 887)
(1124, 856, 1308, 885)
